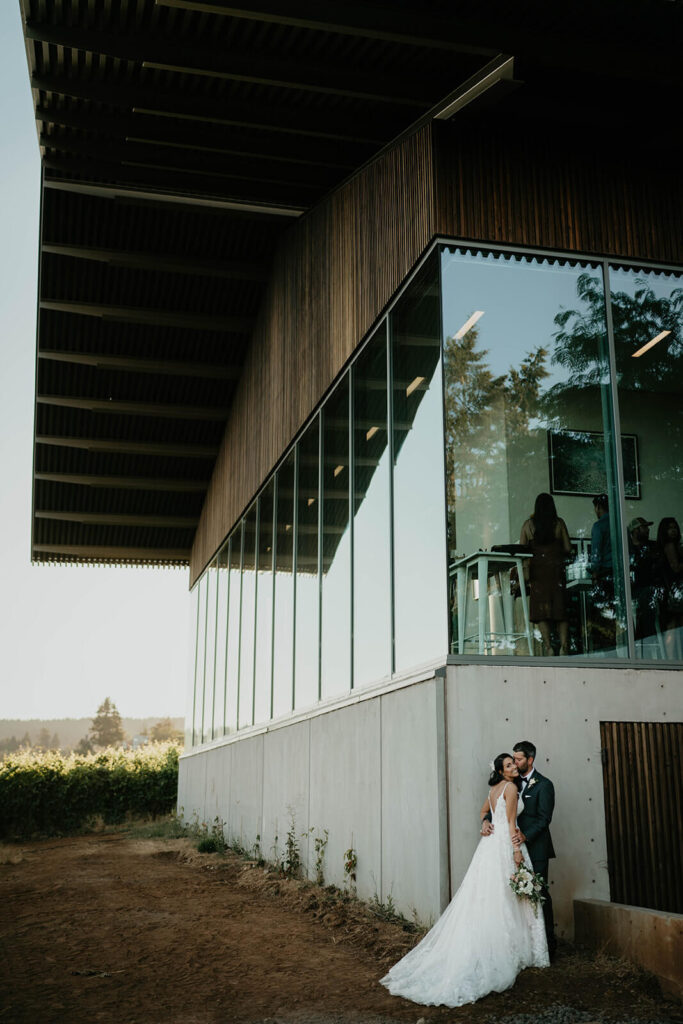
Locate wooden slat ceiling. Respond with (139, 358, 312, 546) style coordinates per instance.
(18, 0, 681, 565)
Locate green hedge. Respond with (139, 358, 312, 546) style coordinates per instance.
(0, 742, 180, 838)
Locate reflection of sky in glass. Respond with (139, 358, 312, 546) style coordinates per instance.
(441, 250, 601, 393)
(203, 563, 218, 741)
(215, 554, 229, 736)
(226, 534, 242, 732)
(239, 510, 257, 728)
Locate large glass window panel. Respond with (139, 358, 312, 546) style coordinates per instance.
(611, 266, 683, 661)
(214, 542, 229, 736)
(202, 559, 218, 742)
(193, 574, 207, 744)
(225, 530, 241, 733)
(353, 323, 392, 685)
(391, 254, 448, 671)
(321, 375, 352, 698)
(273, 452, 295, 716)
(442, 247, 627, 658)
(186, 583, 199, 748)
(254, 482, 275, 723)
(239, 505, 257, 728)
(295, 418, 321, 709)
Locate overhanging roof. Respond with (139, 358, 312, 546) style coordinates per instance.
(19, 0, 682, 566)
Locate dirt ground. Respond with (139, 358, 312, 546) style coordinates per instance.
(0, 830, 680, 1024)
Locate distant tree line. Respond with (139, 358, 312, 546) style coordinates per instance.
(0, 699, 183, 759)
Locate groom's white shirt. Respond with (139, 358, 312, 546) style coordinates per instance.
(520, 768, 535, 794)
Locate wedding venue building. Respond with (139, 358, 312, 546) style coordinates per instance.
(19, 0, 682, 981)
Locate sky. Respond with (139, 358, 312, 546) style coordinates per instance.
(0, 7, 191, 722)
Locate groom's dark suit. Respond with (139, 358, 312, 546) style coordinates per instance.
(518, 768, 556, 954)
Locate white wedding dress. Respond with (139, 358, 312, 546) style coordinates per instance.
(380, 783, 549, 1007)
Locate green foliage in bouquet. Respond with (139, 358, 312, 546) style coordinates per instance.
(0, 742, 180, 839)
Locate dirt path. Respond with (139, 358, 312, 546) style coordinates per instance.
(0, 833, 678, 1024)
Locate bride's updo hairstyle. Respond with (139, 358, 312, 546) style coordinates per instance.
(488, 753, 512, 787)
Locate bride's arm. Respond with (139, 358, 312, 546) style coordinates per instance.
(505, 786, 523, 866)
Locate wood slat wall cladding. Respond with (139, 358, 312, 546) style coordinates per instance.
(600, 721, 682, 915)
(190, 125, 435, 581)
(432, 119, 682, 262)
(191, 116, 682, 582)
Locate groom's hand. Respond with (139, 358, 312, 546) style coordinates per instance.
(481, 821, 493, 836)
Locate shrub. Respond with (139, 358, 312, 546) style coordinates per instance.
(0, 742, 180, 839)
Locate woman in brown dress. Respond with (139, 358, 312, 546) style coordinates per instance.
(520, 493, 572, 656)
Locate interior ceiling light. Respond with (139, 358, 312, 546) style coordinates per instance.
(406, 376, 425, 397)
(366, 426, 379, 441)
(307, 498, 316, 506)
(455, 311, 485, 340)
(632, 330, 671, 358)
(333, 465, 344, 477)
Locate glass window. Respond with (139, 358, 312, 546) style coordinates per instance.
(353, 323, 392, 685)
(239, 505, 257, 728)
(442, 247, 627, 658)
(254, 481, 275, 723)
(186, 583, 199, 748)
(391, 254, 448, 671)
(225, 530, 241, 733)
(202, 559, 218, 742)
(193, 574, 207, 744)
(273, 451, 295, 716)
(611, 266, 683, 661)
(295, 418, 321, 709)
(214, 542, 229, 737)
(321, 374, 352, 698)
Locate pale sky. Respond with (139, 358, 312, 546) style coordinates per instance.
(0, 6, 191, 721)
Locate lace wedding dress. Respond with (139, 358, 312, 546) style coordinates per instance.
(380, 783, 549, 1007)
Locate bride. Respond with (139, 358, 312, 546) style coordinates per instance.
(380, 753, 549, 1007)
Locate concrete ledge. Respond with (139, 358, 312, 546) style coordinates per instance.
(574, 898, 683, 1001)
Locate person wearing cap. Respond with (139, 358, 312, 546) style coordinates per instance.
(628, 516, 659, 640)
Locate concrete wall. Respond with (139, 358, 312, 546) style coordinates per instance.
(445, 662, 681, 939)
(178, 671, 447, 924)
(574, 898, 683, 1001)
(178, 662, 679, 937)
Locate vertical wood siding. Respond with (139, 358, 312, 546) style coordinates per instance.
(600, 720, 682, 914)
(191, 117, 682, 582)
(190, 125, 435, 581)
(432, 120, 683, 262)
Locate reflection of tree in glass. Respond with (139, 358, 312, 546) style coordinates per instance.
(551, 273, 683, 391)
(443, 322, 548, 550)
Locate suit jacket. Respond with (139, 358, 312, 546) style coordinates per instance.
(518, 769, 555, 863)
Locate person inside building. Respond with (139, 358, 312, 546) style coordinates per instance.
(519, 493, 572, 656)
(656, 517, 683, 657)
(589, 493, 615, 651)
(627, 516, 659, 641)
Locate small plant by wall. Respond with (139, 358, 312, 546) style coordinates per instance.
(344, 843, 357, 894)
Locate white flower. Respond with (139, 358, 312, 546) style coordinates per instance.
(488, 760, 495, 772)
(527, 778, 538, 789)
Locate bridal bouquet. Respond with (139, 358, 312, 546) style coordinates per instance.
(509, 864, 546, 916)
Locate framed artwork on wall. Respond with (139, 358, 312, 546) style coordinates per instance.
(548, 430, 640, 499)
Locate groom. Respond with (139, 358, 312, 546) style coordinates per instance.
(483, 740, 557, 958)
